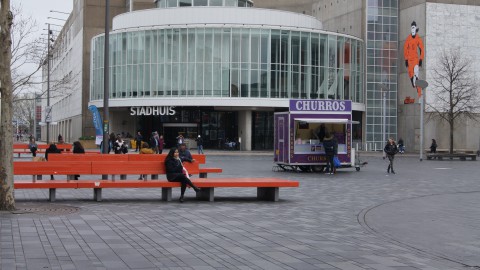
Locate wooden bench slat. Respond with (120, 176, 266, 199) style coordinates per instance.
(14, 161, 92, 175)
(15, 181, 78, 188)
(48, 154, 128, 161)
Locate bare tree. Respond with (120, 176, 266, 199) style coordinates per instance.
(427, 49, 480, 154)
(0, 0, 15, 211)
(10, 5, 44, 96)
(13, 92, 36, 134)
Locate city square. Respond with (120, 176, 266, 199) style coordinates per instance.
(2, 152, 479, 269)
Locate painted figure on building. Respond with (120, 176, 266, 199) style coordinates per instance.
(403, 21, 424, 97)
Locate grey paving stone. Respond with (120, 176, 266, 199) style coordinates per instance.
(2, 154, 480, 269)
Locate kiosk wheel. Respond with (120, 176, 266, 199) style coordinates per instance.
(355, 167, 361, 171)
(298, 165, 311, 172)
(312, 165, 325, 173)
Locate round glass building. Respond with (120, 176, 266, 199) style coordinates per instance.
(90, 1, 364, 150)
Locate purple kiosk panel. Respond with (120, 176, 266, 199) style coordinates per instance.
(275, 100, 353, 166)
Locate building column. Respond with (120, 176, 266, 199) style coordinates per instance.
(238, 110, 252, 151)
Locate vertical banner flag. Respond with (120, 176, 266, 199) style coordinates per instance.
(88, 105, 104, 145)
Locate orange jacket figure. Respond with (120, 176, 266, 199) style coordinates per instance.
(404, 21, 424, 96)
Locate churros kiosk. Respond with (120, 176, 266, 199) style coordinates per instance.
(274, 99, 359, 172)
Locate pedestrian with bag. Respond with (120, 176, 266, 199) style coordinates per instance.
(384, 138, 399, 174)
(165, 147, 201, 202)
(322, 132, 336, 175)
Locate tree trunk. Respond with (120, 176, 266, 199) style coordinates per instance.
(0, 0, 16, 211)
(449, 119, 454, 155)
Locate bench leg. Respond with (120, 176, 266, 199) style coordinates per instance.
(257, 187, 279, 201)
(102, 175, 108, 180)
(199, 173, 207, 178)
(196, 188, 214, 202)
(120, 175, 126, 180)
(37, 175, 42, 180)
(49, 188, 56, 202)
(151, 174, 158, 180)
(161, 188, 172, 201)
(94, 188, 102, 202)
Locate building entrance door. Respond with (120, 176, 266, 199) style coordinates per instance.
(163, 123, 198, 149)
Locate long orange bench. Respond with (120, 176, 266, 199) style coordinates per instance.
(13, 144, 72, 157)
(48, 153, 221, 178)
(14, 160, 298, 202)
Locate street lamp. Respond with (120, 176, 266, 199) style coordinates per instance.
(102, 0, 111, 154)
(379, 83, 389, 159)
(416, 79, 429, 161)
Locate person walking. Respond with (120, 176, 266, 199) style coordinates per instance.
(158, 135, 165, 154)
(28, 138, 38, 157)
(45, 143, 61, 180)
(150, 132, 159, 154)
(165, 147, 201, 202)
(430, 139, 437, 153)
(176, 134, 184, 147)
(195, 135, 204, 154)
(72, 141, 85, 180)
(135, 131, 143, 152)
(113, 135, 128, 154)
(398, 138, 405, 154)
(384, 138, 399, 174)
(322, 132, 336, 174)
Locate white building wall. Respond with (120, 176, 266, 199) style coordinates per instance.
(423, 3, 480, 150)
(425, 3, 480, 106)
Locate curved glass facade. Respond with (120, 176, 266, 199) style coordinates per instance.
(91, 27, 363, 103)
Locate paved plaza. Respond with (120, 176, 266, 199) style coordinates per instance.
(1, 152, 480, 270)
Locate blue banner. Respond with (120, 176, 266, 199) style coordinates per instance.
(88, 105, 104, 145)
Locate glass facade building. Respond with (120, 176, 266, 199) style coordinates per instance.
(91, 29, 363, 102)
(89, 2, 365, 150)
(365, 0, 399, 149)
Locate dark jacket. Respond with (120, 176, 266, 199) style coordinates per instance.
(73, 146, 85, 154)
(165, 157, 183, 181)
(384, 143, 398, 156)
(179, 149, 193, 162)
(323, 138, 335, 156)
(45, 145, 61, 160)
(195, 137, 203, 146)
(135, 133, 143, 142)
(150, 137, 158, 148)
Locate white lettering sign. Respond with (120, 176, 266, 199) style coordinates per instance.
(130, 106, 176, 116)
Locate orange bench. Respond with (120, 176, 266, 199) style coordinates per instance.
(48, 153, 221, 178)
(14, 161, 298, 202)
(77, 177, 299, 202)
(13, 144, 72, 157)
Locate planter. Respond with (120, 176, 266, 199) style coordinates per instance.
(79, 140, 97, 149)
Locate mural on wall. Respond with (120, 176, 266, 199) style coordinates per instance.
(403, 21, 424, 97)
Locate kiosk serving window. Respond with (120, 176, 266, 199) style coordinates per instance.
(294, 119, 348, 154)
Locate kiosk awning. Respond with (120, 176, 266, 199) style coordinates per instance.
(296, 118, 359, 124)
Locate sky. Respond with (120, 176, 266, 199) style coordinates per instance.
(13, 0, 73, 90)
(15, 0, 73, 27)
